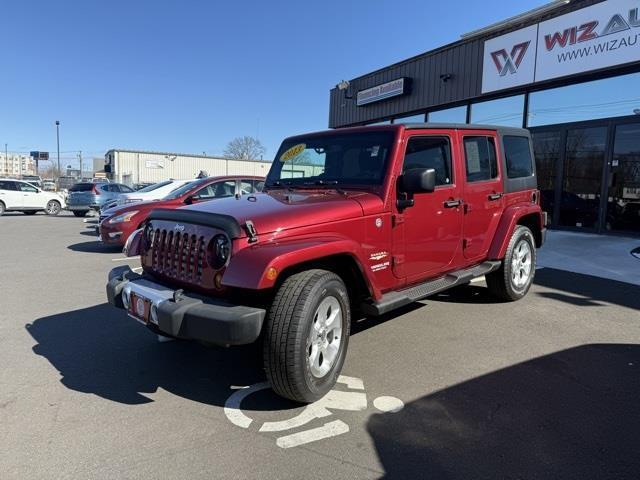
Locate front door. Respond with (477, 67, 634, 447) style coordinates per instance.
(397, 133, 463, 282)
(18, 182, 42, 209)
(460, 133, 504, 260)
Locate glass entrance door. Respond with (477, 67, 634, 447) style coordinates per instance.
(532, 131, 562, 225)
(558, 126, 607, 229)
(607, 123, 640, 233)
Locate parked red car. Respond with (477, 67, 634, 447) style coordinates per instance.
(99, 176, 264, 246)
(107, 124, 545, 403)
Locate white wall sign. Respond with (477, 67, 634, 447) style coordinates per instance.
(145, 158, 164, 169)
(482, 0, 640, 93)
(357, 78, 408, 106)
(482, 25, 538, 93)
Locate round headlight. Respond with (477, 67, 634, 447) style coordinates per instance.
(208, 234, 230, 269)
(143, 223, 155, 245)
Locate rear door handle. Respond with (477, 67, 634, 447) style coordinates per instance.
(488, 193, 503, 201)
(444, 199, 462, 208)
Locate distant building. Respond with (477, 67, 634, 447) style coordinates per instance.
(0, 153, 36, 177)
(103, 149, 272, 185)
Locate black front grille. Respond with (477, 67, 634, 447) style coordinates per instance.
(150, 228, 206, 284)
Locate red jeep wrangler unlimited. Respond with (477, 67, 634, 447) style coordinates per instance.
(107, 124, 546, 403)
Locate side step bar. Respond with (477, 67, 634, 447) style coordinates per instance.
(361, 261, 502, 317)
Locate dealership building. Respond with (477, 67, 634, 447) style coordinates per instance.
(329, 0, 640, 234)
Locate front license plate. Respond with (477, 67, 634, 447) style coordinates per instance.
(128, 293, 150, 325)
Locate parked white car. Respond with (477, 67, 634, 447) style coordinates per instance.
(0, 178, 66, 216)
(115, 179, 193, 206)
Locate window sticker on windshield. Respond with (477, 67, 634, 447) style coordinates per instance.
(370, 146, 380, 157)
(280, 144, 306, 162)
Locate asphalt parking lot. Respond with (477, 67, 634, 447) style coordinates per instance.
(1, 212, 639, 479)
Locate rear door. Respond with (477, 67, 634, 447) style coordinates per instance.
(460, 132, 504, 261)
(396, 131, 464, 281)
(0, 180, 21, 208)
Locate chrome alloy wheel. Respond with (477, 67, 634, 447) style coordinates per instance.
(511, 239, 532, 289)
(45, 200, 60, 215)
(307, 296, 343, 379)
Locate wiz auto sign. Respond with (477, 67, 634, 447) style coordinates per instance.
(482, 0, 640, 93)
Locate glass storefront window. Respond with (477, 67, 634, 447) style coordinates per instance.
(528, 72, 640, 127)
(428, 105, 467, 124)
(470, 95, 524, 127)
(607, 123, 640, 233)
(393, 113, 426, 124)
(532, 131, 561, 224)
(559, 126, 607, 229)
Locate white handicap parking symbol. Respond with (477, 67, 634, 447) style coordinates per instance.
(224, 375, 403, 448)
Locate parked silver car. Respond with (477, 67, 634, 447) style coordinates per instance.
(66, 182, 135, 217)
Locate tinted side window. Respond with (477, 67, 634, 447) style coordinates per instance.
(18, 182, 38, 192)
(464, 136, 498, 182)
(0, 181, 16, 191)
(403, 136, 452, 186)
(504, 136, 534, 178)
(240, 180, 256, 194)
(119, 184, 135, 193)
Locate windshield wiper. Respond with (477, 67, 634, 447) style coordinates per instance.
(302, 180, 347, 195)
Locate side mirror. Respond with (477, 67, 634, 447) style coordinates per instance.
(401, 168, 436, 194)
(185, 195, 200, 205)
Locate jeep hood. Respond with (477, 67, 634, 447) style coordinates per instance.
(181, 190, 383, 236)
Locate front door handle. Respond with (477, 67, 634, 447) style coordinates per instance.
(488, 193, 503, 201)
(444, 199, 462, 208)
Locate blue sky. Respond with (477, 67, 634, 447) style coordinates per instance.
(1, 0, 545, 166)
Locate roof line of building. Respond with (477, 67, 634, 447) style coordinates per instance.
(331, 0, 588, 88)
(106, 148, 270, 162)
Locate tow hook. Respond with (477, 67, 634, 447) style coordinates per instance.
(245, 220, 258, 243)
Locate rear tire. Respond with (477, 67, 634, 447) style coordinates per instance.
(73, 210, 88, 217)
(45, 200, 61, 216)
(264, 269, 350, 403)
(23, 211, 37, 215)
(486, 225, 536, 302)
(0, 201, 5, 216)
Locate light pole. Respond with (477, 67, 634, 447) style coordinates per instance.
(55, 120, 60, 178)
(4, 143, 7, 177)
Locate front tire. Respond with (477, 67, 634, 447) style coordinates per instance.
(0, 201, 5, 216)
(45, 200, 61, 216)
(264, 269, 351, 403)
(486, 225, 536, 301)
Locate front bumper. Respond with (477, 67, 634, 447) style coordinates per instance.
(106, 266, 266, 345)
(99, 222, 126, 245)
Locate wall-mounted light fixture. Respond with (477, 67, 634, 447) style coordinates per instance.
(337, 80, 353, 99)
(440, 73, 453, 83)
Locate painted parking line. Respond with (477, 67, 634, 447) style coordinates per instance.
(111, 257, 136, 262)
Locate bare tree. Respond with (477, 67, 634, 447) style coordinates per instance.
(224, 136, 266, 161)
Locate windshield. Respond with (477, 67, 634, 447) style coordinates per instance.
(163, 180, 201, 200)
(137, 180, 172, 193)
(266, 131, 395, 188)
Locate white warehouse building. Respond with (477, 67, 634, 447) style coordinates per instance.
(104, 149, 272, 185)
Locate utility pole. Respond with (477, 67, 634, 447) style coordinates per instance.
(4, 143, 7, 176)
(55, 120, 60, 178)
(78, 150, 83, 179)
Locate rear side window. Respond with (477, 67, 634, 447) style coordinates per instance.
(403, 136, 453, 186)
(0, 181, 16, 191)
(70, 183, 94, 192)
(118, 184, 135, 193)
(504, 136, 534, 178)
(464, 136, 498, 182)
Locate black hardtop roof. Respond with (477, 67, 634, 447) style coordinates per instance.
(402, 123, 530, 136)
